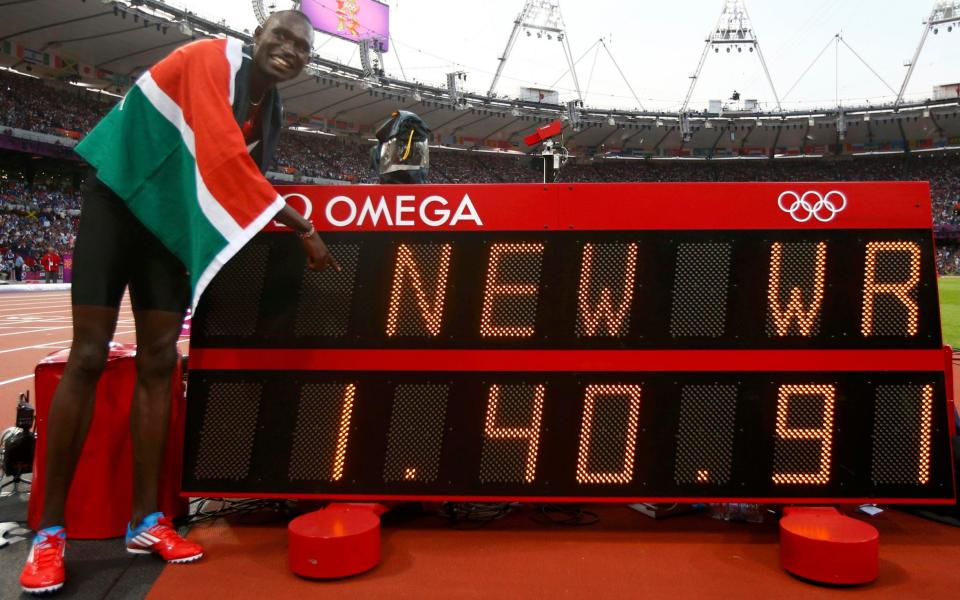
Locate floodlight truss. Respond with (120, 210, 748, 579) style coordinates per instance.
(896, 0, 960, 109)
(487, 0, 583, 103)
(360, 38, 385, 82)
(566, 99, 582, 130)
(680, 0, 782, 117)
(251, 1, 302, 26)
(836, 111, 847, 141)
(447, 71, 467, 107)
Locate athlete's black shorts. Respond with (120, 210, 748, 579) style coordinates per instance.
(72, 173, 190, 313)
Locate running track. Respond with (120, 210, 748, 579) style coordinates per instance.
(0, 290, 189, 427)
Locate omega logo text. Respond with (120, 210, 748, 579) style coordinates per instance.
(325, 194, 484, 228)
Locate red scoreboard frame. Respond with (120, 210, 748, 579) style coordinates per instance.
(183, 182, 958, 505)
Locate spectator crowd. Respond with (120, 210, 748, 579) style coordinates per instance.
(2, 67, 960, 277)
(0, 180, 78, 281)
(0, 70, 112, 137)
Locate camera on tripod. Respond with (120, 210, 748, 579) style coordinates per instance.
(524, 119, 569, 183)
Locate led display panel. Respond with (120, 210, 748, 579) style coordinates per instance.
(301, 0, 389, 50)
(184, 182, 957, 503)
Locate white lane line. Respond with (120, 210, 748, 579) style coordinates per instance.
(0, 301, 133, 311)
(0, 306, 72, 314)
(0, 308, 79, 317)
(0, 329, 137, 354)
(0, 294, 71, 301)
(0, 296, 73, 301)
(0, 300, 73, 309)
(0, 326, 75, 337)
(0, 320, 135, 337)
(0, 374, 34, 388)
(0, 316, 74, 321)
(0, 339, 189, 389)
(0, 319, 75, 324)
(0, 297, 131, 307)
(0, 301, 72, 308)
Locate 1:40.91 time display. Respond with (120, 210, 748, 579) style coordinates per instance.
(183, 370, 953, 501)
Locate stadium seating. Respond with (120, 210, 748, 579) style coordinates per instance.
(1, 69, 959, 275)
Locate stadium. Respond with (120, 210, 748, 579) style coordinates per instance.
(0, 0, 959, 597)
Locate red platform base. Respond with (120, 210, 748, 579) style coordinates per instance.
(288, 503, 389, 579)
(780, 507, 879, 585)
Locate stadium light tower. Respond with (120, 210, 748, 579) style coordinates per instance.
(487, 0, 583, 103)
(252, 0, 302, 26)
(680, 0, 781, 116)
(447, 71, 467, 108)
(895, 1, 960, 109)
(360, 38, 385, 83)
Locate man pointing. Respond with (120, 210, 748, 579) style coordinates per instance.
(21, 10, 337, 594)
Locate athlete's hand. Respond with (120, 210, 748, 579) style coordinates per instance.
(301, 233, 341, 272)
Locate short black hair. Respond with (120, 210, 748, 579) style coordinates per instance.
(264, 9, 313, 28)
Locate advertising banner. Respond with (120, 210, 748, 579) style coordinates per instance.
(301, 0, 390, 50)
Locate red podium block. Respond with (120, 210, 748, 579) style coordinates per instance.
(780, 507, 879, 585)
(28, 343, 187, 539)
(289, 503, 389, 579)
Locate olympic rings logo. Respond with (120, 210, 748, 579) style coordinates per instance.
(777, 190, 847, 223)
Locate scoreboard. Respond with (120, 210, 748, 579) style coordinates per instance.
(183, 182, 957, 503)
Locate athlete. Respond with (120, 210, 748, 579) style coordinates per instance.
(20, 10, 337, 594)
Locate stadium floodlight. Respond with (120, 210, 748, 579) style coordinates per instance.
(360, 38, 385, 83)
(488, 0, 583, 103)
(680, 1, 782, 115)
(896, 1, 960, 108)
(678, 113, 693, 141)
(566, 99, 582, 130)
(447, 71, 467, 107)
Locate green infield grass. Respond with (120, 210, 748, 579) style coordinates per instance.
(938, 276, 960, 349)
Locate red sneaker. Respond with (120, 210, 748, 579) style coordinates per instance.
(125, 513, 203, 563)
(20, 527, 66, 594)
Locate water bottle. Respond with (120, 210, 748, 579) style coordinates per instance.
(16, 392, 34, 432)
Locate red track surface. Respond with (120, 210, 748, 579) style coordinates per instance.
(0, 290, 188, 427)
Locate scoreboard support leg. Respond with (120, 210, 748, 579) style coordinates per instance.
(779, 507, 879, 585)
(288, 503, 390, 579)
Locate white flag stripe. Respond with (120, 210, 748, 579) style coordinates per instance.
(135, 71, 242, 242)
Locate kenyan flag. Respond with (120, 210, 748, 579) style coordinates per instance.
(75, 38, 284, 309)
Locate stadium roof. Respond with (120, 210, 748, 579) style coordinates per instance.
(2, 0, 959, 157)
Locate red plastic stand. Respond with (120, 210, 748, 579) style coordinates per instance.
(780, 507, 879, 585)
(28, 344, 187, 539)
(288, 503, 389, 579)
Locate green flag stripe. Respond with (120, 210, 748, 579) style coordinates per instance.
(77, 85, 227, 295)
